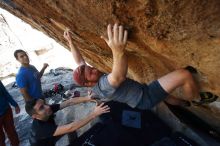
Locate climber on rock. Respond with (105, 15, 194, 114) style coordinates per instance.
(63, 23, 215, 109)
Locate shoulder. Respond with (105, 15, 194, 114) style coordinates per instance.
(32, 118, 56, 130)
(29, 65, 37, 70)
(17, 66, 25, 74)
(99, 74, 112, 87)
(31, 119, 57, 138)
(16, 68, 27, 79)
(30, 65, 36, 68)
(92, 74, 116, 97)
(32, 119, 41, 131)
(50, 104, 60, 113)
(16, 70, 26, 79)
(17, 66, 30, 75)
(98, 74, 108, 82)
(93, 74, 108, 88)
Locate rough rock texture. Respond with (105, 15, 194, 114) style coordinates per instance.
(1, 0, 220, 140)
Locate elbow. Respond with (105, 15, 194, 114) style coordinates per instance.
(68, 124, 80, 134)
(117, 76, 126, 83)
(112, 76, 126, 87)
(108, 73, 126, 87)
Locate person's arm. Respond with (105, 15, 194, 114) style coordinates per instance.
(0, 81, 20, 114)
(101, 24, 128, 88)
(64, 29, 86, 66)
(39, 63, 49, 78)
(19, 87, 33, 102)
(53, 103, 110, 136)
(16, 73, 35, 101)
(60, 96, 93, 110)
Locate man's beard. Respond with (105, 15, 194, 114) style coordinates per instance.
(42, 114, 50, 121)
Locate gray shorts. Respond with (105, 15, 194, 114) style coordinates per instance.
(136, 80, 169, 110)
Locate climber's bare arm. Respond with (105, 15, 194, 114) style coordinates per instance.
(60, 96, 94, 109)
(101, 24, 128, 88)
(19, 88, 34, 101)
(64, 29, 86, 66)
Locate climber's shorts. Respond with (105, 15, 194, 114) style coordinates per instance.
(136, 80, 169, 110)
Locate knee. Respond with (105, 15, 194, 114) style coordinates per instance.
(177, 69, 193, 80)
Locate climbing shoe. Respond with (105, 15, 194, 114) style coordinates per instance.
(192, 92, 218, 106)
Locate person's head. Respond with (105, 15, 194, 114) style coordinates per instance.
(73, 65, 103, 87)
(25, 99, 53, 121)
(14, 49, 30, 66)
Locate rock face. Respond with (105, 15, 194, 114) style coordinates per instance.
(1, 0, 220, 138)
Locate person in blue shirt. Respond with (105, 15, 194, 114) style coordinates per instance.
(14, 50, 49, 101)
(0, 80, 20, 146)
